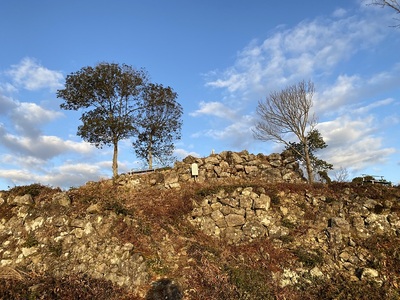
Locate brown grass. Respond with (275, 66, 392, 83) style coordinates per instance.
(0, 179, 399, 299)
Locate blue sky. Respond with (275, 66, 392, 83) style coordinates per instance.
(0, 0, 399, 189)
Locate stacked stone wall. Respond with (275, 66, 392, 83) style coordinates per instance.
(117, 150, 305, 189)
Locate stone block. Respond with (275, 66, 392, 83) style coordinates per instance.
(225, 214, 245, 227)
(52, 192, 71, 207)
(12, 194, 33, 205)
(254, 194, 271, 210)
(239, 196, 253, 209)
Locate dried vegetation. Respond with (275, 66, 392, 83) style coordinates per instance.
(0, 180, 399, 299)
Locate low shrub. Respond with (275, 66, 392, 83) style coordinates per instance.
(0, 273, 140, 300)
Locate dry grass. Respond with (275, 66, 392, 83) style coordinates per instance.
(0, 179, 399, 299)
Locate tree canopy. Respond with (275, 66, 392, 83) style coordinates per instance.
(285, 129, 333, 182)
(132, 83, 183, 169)
(57, 62, 148, 177)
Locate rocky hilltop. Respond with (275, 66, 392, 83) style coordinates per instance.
(0, 151, 399, 299)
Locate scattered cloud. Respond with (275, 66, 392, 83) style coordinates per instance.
(0, 94, 18, 115)
(0, 130, 94, 160)
(197, 3, 398, 180)
(205, 10, 386, 97)
(6, 57, 64, 91)
(0, 161, 108, 189)
(191, 114, 255, 150)
(318, 115, 396, 171)
(10, 102, 63, 136)
(332, 8, 348, 18)
(174, 148, 200, 159)
(189, 101, 238, 120)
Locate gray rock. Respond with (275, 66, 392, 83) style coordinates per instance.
(254, 194, 271, 211)
(225, 214, 245, 227)
(12, 194, 33, 205)
(52, 192, 71, 207)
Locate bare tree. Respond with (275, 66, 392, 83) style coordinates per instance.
(369, 0, 400, 27)
(334, 166, 350, 182)
(253, 80, 317, 183)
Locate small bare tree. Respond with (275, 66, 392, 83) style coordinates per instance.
(334, 166, 350, 182)
(369, 0, 400, 27)
(253, 80, 317, 183)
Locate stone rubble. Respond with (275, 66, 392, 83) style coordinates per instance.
(0, 150, 398, 293)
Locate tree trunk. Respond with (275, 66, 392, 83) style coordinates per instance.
(112, 141, 118, 178)
(148, 150, 153, 170)
(303, 142, 314, 184)
(147, 136, 153, 169)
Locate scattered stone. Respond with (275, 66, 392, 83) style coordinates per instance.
(52, 192, 71, 207)
(12, 194, 33, 205)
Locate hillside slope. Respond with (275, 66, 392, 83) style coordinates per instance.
(0, 151, 399, 299)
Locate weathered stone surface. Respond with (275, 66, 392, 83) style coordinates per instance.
(239, 196, 253, 209)
(210, 210, 226, 228)
(86, 203, 102, 214)
(225, 214, 245, 227)
(221, 227, 243, 244)
(205, 156, 220, 165)
(164, 172, 180, 189)
(329, 217, 350, 231)
(2, 150, 398, 295)
(218, 197, 239, 208)
(119, 151, 303, 189)
(244, 165, 258, 174)
(52, 192, 71, 207)
(25, 217, 45, 232)
(12, 194, 33, 205)
(254, 194, 271, 211)
(360, 267, 379, 280)
(242, 220, 266, 239)
(269, 159, 282, 167)
(230, 152, 243, 164)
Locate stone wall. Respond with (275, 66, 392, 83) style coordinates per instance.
(117, 150, 304, 189)
(0, 192, 149, 291)
(1, 150, 398, 295)
(188, 185, 400, 285)
(189, 186, 273, 244)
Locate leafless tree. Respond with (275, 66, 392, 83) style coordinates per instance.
(253, 80, 317, 183)
(334, 166, 350, 182)
(369, 0, 400, 27)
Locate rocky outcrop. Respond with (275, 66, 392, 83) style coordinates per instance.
(0, 151, 399, 298)
(189, 184, 400, 287)
(0, 192, 149, 291)
(117, 150, 304, 190)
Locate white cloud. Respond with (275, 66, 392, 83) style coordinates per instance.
(205, 10, 387, 98)
(0, 83, 17, 94)
(189, 101, 238, 120)
(314, 75, 361, 115)
(0, 129, 93, 160)
(353, 98, 394, 114)
(200, 3, 398, 180)
(314, 64, 400, 117)
(0, 161, 108, 189)
(318, 115, 396, 171)
(191, 114, 255, 150)
(0, 94, 18, 115)
(174, 148, 200, 159)
(6, 57, 64, 91)
(332, 8, 348, 18)
(10, 102, 63, 136)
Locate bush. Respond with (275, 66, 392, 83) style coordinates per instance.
(145, 278, 182, 300)
(0, 273, 140, 300)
